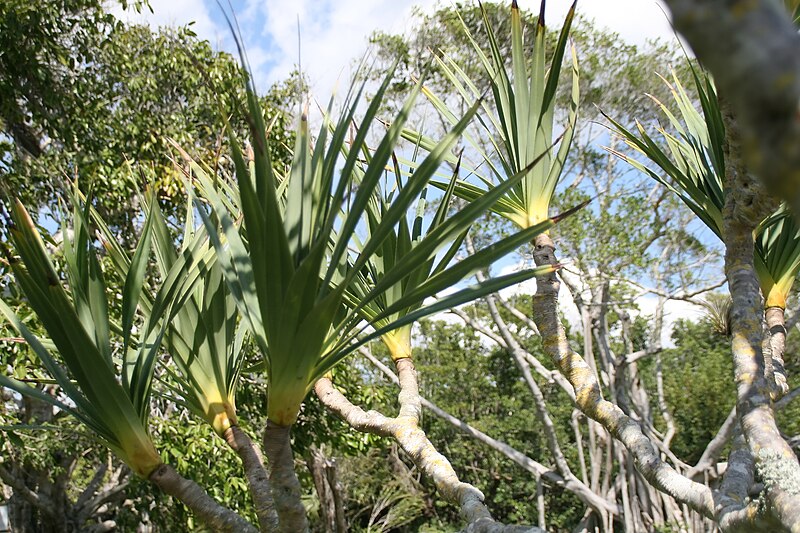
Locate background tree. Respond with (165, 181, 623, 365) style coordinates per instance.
(2, 1, 799, 532)
(0, 0, 296, 233)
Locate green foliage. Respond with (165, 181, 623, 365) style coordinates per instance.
(5, 2, 800, 532)
(0, 197, 166, 476)
(554, 186, 662, 276)
(606, 70, 726, 239)
(394, 1, 579, 229)
(191, 39, 565, 424)
(151, 416, 255, 527)
(608, 66, 800, 308)
(412, 316, 584, 530)
(755, 205, 800, 309)
(1, 1, 295, 231)
(336, 448, 427, 533)
(367, 2, 543, 111)
(94, 190, 247, 436)
(0, 0, 121, 158)
(640, 318, 735, 463)
(367, 2, 701, 287)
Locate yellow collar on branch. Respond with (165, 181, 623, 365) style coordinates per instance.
(207, 401, 238, 436)
(382, 327, 413, 361)
(267, 385, 308, 426)
(764, 284, 788, 310)
(118, 437, 162, 478)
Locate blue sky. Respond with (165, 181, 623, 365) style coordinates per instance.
(116, 0, 678, 95)
(113, 0, 702, 343)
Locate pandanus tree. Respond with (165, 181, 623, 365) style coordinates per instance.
(6, 1, 800, 531)
(392, 1, 800, 530)
(342, 149, 570, 364)
(0, 59, 572, 530)
(606, 69, 800, 398)
(401, 0, 579, 230)
(0, 2, 587, 528)
(383, 0, 670, 525)
(0, 193, 255, 531)
(186, 33, 578, 523)
(607, 65, 800, 527)
(90, 191, 278, 530)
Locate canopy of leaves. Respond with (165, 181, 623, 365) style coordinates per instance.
(1, 0, 296, 232)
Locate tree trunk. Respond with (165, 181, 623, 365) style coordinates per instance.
(305, 446, 347, 533)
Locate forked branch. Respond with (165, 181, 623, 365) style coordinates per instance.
(314, 357, 544, 533)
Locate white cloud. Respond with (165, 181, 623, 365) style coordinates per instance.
(243, 0, 439, 93)
(543, 0, 677, 48)
(111, 0, 683, 96)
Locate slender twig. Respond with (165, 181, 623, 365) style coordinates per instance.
(447, 307, 573, 397)
(484, 292, 575, 480)
(686, 407, 737, 480)
(359, 348, 619, 517)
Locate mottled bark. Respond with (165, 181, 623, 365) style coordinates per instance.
(396, 358, 422, 422)
(766, 306, 789, 398)
(716, 430, 759, 530)
(148, 463, 256, 533)
(662, 0, 800, 217)
(721, 109, 800, 528)
(223, 425, 279, 532)
(531, 232, 716, 518)
(262, 421, 308, 533)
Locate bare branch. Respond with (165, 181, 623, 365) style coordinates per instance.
(224, 425, 279, 532)
(149, 463, 256, 533)
(686, 407, 737, 480)
(73, 461, 109, 514)
(531, 232, 716, 518)
(495, 292, 540, 335)
(484, 293, 575, 480)
(359, 349, 619, 516)
(315, 377, 541, 532)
